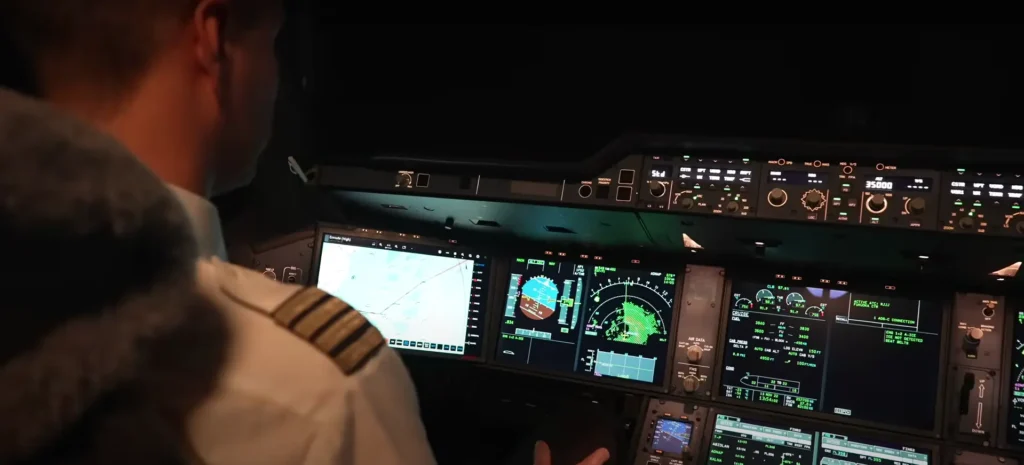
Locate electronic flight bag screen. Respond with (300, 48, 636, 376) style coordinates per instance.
(314, 233, 491, 358)
(495, 258, 677, 386)
(719, 279, 943, 430)
(706, 414, 932, 465)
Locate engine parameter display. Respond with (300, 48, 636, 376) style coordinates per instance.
(720, 279, 943, 430)
(706, 414, 813, 465)
(315, 233, 491, 358)
(1007, 310, 1024, 445)
(496, 258, 677, 386)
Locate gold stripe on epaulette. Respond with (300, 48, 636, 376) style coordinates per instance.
(312, 310, 367, 354)
(334, 326, 385, 375)
(293, 297, 352, 339)
(272, 287, 328, 327)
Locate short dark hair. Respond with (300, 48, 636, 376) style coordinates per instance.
(1, 0, 278, 96)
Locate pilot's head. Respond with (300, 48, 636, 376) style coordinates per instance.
(2, 0, 283, 195)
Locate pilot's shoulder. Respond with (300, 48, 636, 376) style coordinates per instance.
(199, 258, 387, 376)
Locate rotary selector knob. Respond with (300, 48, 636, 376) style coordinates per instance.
(801, 189, 824, 211)
(678, 197, 695, 209)
(649, 181, 667, 198)
(262, 269, 277, 280)
(681, 375, 701, 393)
(983, 302, 997, 318)
(866, 194, 888, 214)
(907, 197, 927, 215)
(1017, 222, 1024, 235)
(767, 188, 788, 207)
(726, 201, 740, 213)
(959, 216, 975, 230)
(396, 172, 413, 188)
(686, 345, 704, 363)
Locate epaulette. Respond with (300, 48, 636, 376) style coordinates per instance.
(270, 287, 385, 375)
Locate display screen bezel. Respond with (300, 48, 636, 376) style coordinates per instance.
(699, 408, 940, 465)
(1000, 301, 1024, 451)
(651, 417, 694, 457)
(490, 253, 685, 393)
(710, 270, 949, 437)
(310, 224, 497, 362)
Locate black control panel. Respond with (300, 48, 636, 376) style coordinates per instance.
(668, 266, 725, 399)
(632, 399, 708, 465)
(827, 163, 940, 229)
(947, 294, 1005, 445)
(939, 170, 1024, 236)
(757, 158, 834, 223)
(636, 155, 760, 217)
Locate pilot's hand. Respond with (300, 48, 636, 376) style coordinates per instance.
(533, 440, 610, 465)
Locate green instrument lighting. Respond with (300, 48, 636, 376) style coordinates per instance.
(954, 201, 963, 206)
(1014, 205, 1022, 210)
(957, 168, 966, 173)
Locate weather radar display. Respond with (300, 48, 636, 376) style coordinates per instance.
(496, 258, 677, 386)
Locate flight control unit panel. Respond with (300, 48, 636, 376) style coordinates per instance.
(245, 223, 1024, 465)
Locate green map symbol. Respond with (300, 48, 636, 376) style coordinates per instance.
(604, 301, 662, 344)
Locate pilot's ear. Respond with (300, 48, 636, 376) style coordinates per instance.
(191, 0, 231, 77)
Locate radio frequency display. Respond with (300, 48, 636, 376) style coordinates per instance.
(1007, 310, 1024, 445)
(706, 414, 813, 465)
(496, 258, 677, 386)
(720, 279, 943, 430)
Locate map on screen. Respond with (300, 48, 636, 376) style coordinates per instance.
(316, 241, 476, 355)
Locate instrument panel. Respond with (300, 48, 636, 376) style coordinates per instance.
(267, 224, 1024, 464)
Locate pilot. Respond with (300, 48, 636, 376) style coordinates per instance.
(0, 0, 434, 464)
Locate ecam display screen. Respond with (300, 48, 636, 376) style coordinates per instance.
(495, 258, 677, 386)
(863, 176, 933, 192)
(1007, 310, 1024, 445)
(719, 280, 943, 430)
(315, 234, 491, 358)
(652, 419, 692, 456)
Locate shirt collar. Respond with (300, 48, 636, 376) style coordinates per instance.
(167, 184, 228, 260)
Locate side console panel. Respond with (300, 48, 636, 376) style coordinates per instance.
(246, 230, 316, 285)
(669, 265, 725, 398)
(946, 293, 1006, 445)
(632, 398, 709, 465)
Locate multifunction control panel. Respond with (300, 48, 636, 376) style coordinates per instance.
(827, 163, 940, 229)
(947, 294, 1005, 445)
(668, 266, 725, 398)
(939, 170, 1024, 235)
(638, 155, 759, 217)
(757, 158, 834, 223)
(632, 399, 708, 465)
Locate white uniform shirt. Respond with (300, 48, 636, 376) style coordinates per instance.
(169, 186, 436, 465)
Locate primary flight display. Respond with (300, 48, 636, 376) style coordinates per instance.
(315, 233, 491, 358)
(719, 279, 943, 431)
(495, 258, 677, 386)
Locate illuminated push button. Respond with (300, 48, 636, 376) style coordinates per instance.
(726, 201, 740, 213)
(767, 188, 788, 207)
(866, 194, 888, 214)
(682, 375, 701, 393)
(578, 184, 593, 198)
(686, 345, 703, 363)
(907, 197, 926, 215)
(395, 172, 413, 188)
(959, 216, 975, 230)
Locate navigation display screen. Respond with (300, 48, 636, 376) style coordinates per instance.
(818, 432, 930, 465)
(315, 233, 491, 358)
(495, 258, 677, 386)
(720, 279, 943, 430)
(706, 414, 813, 465)
(1007, 310, 1024, 445)
(652, 419, 692, 456)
